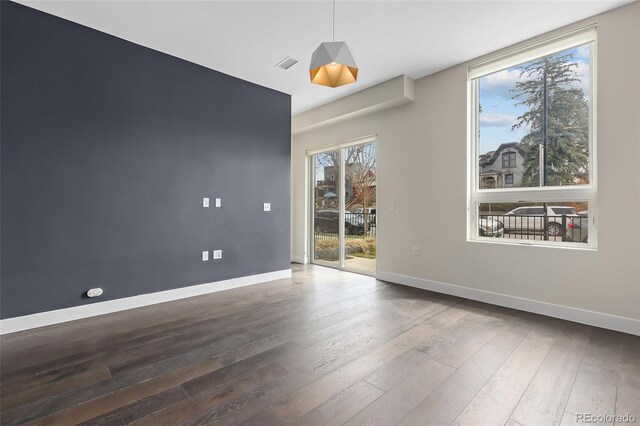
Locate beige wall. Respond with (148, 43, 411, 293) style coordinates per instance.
(292, 2, 640, 326)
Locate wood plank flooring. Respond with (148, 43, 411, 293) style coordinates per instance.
(1, 264, 638, 425)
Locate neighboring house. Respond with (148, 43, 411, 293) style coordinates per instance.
(318, 165, 376, 209)
(314, 171, 338, 208)
(479, 142, 526, 189)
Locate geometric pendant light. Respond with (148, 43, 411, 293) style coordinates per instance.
(309, 0, 358, 87)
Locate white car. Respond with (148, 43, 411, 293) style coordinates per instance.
(502, 206, 579, 237)
(479, 217, 504, 237)
(566, 210, 589, 243)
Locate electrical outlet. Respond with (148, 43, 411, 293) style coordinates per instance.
(263, 203, 271, 212)
(389, 201, 396, 211)
(203, 197, 210, 208)
(213, 250, 222, 260)
(215, 198, 222, 208)
(413, 247, 420, 256)
(202, 251, 209, 261)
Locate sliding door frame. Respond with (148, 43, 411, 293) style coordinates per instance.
(307, 135, 378, 275)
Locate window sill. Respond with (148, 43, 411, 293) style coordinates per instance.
(467, 236, 597, 252)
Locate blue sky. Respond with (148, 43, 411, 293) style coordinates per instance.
(478, 44, 590, 154)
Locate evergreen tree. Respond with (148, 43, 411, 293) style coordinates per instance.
(510, 53, 589, 186)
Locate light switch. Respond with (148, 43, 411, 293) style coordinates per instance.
(202, 251, 209, 261)
(215, 198, 222, 208)
(263, 203, 271, 212)
(203, 197, 210, 208)
(213, 250, 222, 259)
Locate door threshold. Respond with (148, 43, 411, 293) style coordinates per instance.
(310, 261, 376, 277)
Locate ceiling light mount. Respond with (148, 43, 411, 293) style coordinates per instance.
(309, 0, 358, 88)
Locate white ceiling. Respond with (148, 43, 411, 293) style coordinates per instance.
(17, 0, 631, 115)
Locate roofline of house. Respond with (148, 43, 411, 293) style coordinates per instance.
(480, 142, 525, 166)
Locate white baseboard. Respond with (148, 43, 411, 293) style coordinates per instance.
(376, 271, 640, 336)
(0, 269, 292, 335)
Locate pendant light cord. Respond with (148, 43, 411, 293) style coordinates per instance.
(332, 0, 335, 42)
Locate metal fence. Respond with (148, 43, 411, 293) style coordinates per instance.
(313, 212, 377, 240)
(479, 214, 588, 243)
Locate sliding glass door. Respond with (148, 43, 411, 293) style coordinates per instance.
(312, 149, 342, 268)
(311, 140, 377, 274)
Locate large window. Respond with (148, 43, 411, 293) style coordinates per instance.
(468, 26, 596, 248)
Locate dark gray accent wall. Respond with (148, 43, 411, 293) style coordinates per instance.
(0, 1, 291, 319)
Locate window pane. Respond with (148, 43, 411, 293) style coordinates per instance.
(478, 43, 591, 189)
(478, 201, 589, 243)
(313, 150, 341, 267)
(344, 142, 377, 274)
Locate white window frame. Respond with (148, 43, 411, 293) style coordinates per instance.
(467, 25, 598, 250)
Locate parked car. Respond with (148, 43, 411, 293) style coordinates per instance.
(314, 210, 365, 235)
(479, 217, 504, 237)
(502, 206, 579, 237)
(566, 211, 589, 243)
(351, 207, 376, 227)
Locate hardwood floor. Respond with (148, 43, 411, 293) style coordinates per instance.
(1, 264, 638, 425)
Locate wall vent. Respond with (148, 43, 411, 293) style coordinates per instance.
(275, 56, 298, 70)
